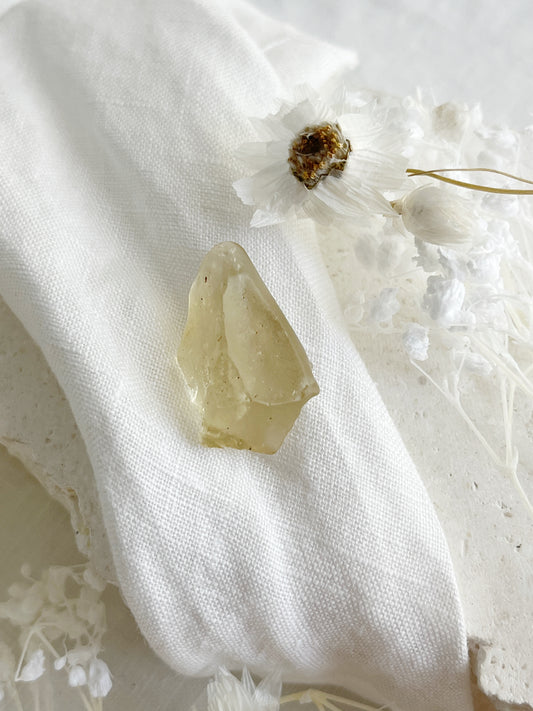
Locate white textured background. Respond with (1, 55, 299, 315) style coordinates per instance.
(249, 0, 533, 129)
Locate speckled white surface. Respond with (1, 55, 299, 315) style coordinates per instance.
(315, 208, 533, 709)
(0, 297, 115, 582)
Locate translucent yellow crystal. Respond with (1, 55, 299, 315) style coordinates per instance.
(177, 242, 319, 454)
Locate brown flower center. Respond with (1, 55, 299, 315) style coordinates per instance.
(288, 122, 351, 190)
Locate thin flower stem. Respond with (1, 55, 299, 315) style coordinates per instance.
(455, 399, 502, 468)
(406, 167, 533, 194)
(280, 692, 303, 704)
(8, 684, 25, 711)
(470, 337, 533, 399)
(280, 690, 383, 711)
(31, 682, 40, 711)
(409, 166, 533, 186)
(321, 692, 384, 710)
(500, 377, 515, 468)
(78, 688, 97, 711)
(14, 627, 35, 681)
(497, 378, 533, 516)
(410, 360, 502, 467)
(509, 460, 533, 518)
(412, 360, 533, 519)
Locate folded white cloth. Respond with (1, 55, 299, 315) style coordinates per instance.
(0, 0, 472, 709)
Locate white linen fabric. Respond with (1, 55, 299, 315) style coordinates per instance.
(0, 0, 473, 709)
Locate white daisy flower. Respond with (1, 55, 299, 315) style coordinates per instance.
(234, 88, 408, 227)
(189, 668, 281, 711)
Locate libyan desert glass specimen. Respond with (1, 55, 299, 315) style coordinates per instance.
(177, 242, 319, 454)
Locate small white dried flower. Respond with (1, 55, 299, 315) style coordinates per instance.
(18, 649, 45, 682)
(369, 288, 400, 323)
(403, 323, 429, 361)
(423, 275, 466, 326)
(0, 563, 111, 701)
(397, 185, 475, 245)
(54, 655, 67, 671)
(68, 664, 88, 687)
(88, 658, 112, 698)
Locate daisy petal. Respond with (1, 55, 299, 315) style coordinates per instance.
(282, 98, 335, 134)
(315, 176, 387, 217)
(347, 148, 408, 191)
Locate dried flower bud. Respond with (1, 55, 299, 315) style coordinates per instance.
(397, 186, 474, 245)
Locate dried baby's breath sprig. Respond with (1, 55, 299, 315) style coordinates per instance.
(0, 563, 111, 710)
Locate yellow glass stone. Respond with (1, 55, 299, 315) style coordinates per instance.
(177, 242, 319, 454)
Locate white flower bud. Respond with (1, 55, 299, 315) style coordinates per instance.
(400, 186, 474, 245)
